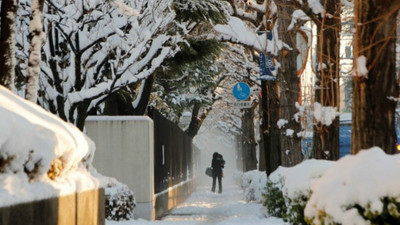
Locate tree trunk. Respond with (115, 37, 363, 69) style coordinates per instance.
(258, 124, 266, 171)
(132, 75, 154, 115)
(25, 0, 45, 102)
(185, 103, 202, 138)
(0, 0, 19, 90)
(241, 106, 257, 171)
(276, 0, 303, 167)
(261, 80, 281, 175)
(76, 100, 91, 131)
(352, 0, 399, 154)
(312, 0, 341, 160)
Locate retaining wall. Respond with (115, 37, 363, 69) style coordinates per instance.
(0, 188, 105, 225)
(85, 116, 155, 220)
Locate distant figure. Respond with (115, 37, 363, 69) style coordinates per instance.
(211, 152, 225, 193)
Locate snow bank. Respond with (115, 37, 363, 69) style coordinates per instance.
(235, 170, 267, 202)
(305, 147, 400, 225)
(270, 159, 334, 199)
(0, 86, 107, 207)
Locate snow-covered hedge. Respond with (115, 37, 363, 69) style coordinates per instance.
(261, 148, 400, 225)
(0, 86, 106, 206)
(265, 159, 333, 224)
(235, 170, 267, 202)
(305, 147, 400, 225)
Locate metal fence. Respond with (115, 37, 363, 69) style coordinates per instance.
(148, 107, 193, 194)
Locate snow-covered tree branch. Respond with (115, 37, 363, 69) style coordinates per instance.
(27, 0, 184, 129)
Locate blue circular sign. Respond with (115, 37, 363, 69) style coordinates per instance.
(232, 82, 250, 100)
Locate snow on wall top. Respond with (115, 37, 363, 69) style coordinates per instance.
(0, 86, 106, 207)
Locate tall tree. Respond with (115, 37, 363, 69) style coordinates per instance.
(275, 0, 303, 167)
(0, 0, 19, 90)
(312, 0, 341, 160)
(261, 79, 281, 174)
(35, 0, 182, 130)
(96, 0, 230, 130)
(241, 100, 258, 171)
(262, 0, 281, 175)
(352, 0, 400, 154)
(215, 0, 285, 172)
(292, 0, 342, 160)
(25, 0, 45, 102)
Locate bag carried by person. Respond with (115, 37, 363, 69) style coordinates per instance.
(205, 167, 213, 177)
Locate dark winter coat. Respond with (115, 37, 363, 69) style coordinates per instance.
(211, 152, 225, 176)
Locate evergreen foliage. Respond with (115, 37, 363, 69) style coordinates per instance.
(173, 0, 229, 24)
(263, 177, 310, 225)
(151, 38, 226, 122)
(263, 178, 287, 218)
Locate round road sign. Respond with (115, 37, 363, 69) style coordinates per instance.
(232, 82, 250, 101)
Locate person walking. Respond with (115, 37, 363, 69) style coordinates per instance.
(211, 152, 225, 193)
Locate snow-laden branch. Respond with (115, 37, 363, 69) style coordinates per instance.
(214, 16, 265, 52)
(215, 16, 288, 55)
(65, 35, 179, 113)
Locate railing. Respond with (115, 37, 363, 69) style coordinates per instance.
(148, 108, 193, 194)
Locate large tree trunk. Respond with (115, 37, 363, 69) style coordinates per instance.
(132, 75, 154, 115)
(25, 0, 45, 102)
(352, 0, 399, 154)
(260, 0, 281, 175)
(261, 80, 281, 175)
(312, 0, 341, 160)
(241, 106, 257, 172)
(0, 0, 19, 90)
(276, 0, 303, 167)
(102, 75, 154, 116)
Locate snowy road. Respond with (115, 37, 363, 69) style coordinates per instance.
(107, 183, 287, 225)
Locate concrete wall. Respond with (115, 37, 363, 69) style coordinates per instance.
(85, 116, 155, 220)
(0, 188, 104, 225)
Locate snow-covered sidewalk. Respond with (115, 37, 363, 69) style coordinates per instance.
(107, 183, 287, 225)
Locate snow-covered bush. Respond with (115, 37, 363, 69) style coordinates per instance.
(265, 159, 333, 224)
(235, 170, 267, 202)
(263, 177, 286, 218)
(105, 180, 136, 221)
(305, 147, 400, 225)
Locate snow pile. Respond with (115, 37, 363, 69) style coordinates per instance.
(269, 159, 334, 199)
(0, 86, 107, 207)
(277, 119, 288, 129)
(264, 159, 333, 223)
(288, 10, 310, 30)
(356, 56, 368, 77)
(313, 102, 339, 126)
(305, 147, 400, 225)
(307, 0, 325, 15)
(235, 170, 267, 202)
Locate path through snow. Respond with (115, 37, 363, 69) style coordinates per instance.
(107, 183, 287, 225)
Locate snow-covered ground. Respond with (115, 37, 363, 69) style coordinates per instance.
(107, 181, 288, 225)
